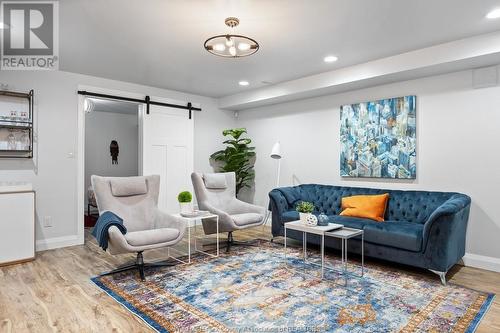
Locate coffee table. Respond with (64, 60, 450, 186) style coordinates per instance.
(283, 220, 364, 280)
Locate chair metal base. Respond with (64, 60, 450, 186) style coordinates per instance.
(99, 252, 175, 281)
(195, 231, 262, 253)
(429, 269, 447, 285)
(225, 231, 261, 252)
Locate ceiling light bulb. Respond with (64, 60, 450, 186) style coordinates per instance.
(229, 46, 237, 56)
(213, 43, 225, 51)
(225, 36, 234, 47)
(238, 42, 251, 51)
(486, 9, 500, 19)
(324, 55, 338, 63)
(239, 81, 249, 86)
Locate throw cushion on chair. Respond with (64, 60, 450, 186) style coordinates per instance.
(340, 193, 390, 222)
(203, 173, 227, 189)
(110, 177, 148, 197)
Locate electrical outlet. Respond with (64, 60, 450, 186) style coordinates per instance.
(43, 216, 52, 228)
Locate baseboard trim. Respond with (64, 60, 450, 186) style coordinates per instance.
(35, 234, 83, 252)
(463, 253, 500, 273)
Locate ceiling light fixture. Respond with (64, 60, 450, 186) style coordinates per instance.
(239, 80, 249, 86)
(205, 17, 259, 58)
(486, 9, 500, 19)
(324, 55, 338, 63)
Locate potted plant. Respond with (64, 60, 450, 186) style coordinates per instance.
(177, 191, 193, 214)
(296, 201, 315, 224)
(210, 128, 256, 196)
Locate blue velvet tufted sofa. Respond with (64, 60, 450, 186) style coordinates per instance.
(269, 184, 471, 284)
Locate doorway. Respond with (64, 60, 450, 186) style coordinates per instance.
(84, 97, 140, 227)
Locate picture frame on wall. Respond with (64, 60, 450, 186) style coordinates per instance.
(340, 95, 416, 179)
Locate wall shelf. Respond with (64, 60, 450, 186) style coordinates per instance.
(0, 90, 34, 159)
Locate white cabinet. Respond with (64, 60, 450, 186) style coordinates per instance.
(0, 183, 35, 266)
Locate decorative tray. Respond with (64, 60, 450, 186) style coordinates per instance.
(180, 210, 211, 218)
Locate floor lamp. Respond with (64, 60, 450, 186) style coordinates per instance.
(270, 142, 282, 187)
(266, 142, 282, 226)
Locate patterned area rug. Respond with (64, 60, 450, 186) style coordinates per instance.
(92, 241, 494, 332)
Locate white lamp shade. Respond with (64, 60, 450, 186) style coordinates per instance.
(270, 142, 282, 159)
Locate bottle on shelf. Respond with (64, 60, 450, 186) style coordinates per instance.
(7, 130, 16, 150)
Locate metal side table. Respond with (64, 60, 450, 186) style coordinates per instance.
(284, 220, 343, 279)
(325, 227, 364, 278)
(284, 221, 364, 280)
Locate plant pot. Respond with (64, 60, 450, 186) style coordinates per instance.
(179, 202, 193, 214)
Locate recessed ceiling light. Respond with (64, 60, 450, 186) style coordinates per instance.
(324, 55, 338, 63)
(487, 9, 500, 19)
(239, 80, 249, 86)
(0, 22, 8, 29)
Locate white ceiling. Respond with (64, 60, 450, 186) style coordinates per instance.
(89, 98, 139, 115)
(60, 0, 500, 97)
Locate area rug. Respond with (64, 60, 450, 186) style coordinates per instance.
(91, 241, 494, 332)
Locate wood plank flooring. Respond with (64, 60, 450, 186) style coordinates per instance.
(0, 226, 498, 332)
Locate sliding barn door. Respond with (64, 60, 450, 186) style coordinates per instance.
(140, 105, 194, 212)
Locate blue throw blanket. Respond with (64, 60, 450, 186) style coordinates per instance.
(92, 211, 127, 251)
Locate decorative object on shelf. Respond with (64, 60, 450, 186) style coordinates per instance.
(204, 17, 259, 58)
(0, 89, 34, 158)
(317, 212, 329, 226)
(177, 191, 193, 215)
(340, 95, 416, 179)
(7, 130, 16, 150)
(210, 128, 255, 196)
(296, 201, 315, 224)
(110, 140, 119, 164)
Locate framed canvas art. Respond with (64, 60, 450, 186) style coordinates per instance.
(340, 95, 416, 179)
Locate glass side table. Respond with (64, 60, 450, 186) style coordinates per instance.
(169, 213, 219, 264)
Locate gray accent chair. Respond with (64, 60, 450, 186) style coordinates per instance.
(191, 172, 266, 251)
(91, 175, 187, 280)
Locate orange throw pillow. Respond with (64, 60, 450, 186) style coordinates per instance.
(339, 194, 389, 222)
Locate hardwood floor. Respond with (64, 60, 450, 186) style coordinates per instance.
(0, 226, 499, 332)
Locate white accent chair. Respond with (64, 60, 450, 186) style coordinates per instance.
(191, 172, 266, 251)
(92, 175, 187, 280)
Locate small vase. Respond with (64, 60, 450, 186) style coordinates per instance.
(317, 213, 329, 226)
(179, 202, 193, 214)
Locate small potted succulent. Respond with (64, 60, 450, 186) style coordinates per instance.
(296, 201, 315, 225)
(177, 191, 193, 214)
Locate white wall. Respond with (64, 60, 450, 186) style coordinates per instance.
(84, 111, 139, 206)
(0, 70, 235, 250)
(237, 69, 500, 270)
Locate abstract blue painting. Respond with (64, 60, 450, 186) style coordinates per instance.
(340, 96, 416, 178)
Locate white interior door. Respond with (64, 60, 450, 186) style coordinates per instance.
(140, 104, 194, 212)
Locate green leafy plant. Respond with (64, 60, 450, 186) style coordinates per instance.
(177, 191, 192, 203)
(296, 201, 315, 214)
(210, 128, 256, 195)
